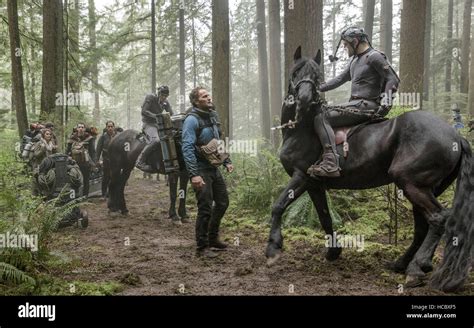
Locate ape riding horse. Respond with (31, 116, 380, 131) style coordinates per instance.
(107, 125, 189, 221)
(266, 47, 473, 292)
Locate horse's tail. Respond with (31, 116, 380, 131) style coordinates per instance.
(431, 138, 473, 292)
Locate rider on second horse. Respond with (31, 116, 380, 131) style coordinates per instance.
(307, 27, 400, 178)
(136, 85, 174, 172)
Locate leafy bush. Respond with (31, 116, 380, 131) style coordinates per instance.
(0, 135, 79, 291)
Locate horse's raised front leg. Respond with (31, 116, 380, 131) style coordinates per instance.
(266, 171, 307, 266)
(307, 186, 342, 261)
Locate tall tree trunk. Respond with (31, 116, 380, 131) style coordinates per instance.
(41, 0, 63, 140)
(268, 0, 282, 128)
(284, 0, 324, 88)
(212, 0, 230, 138)
(179, 0, 185, 112)
(364, 0, 375, 42)
(7, 0, 28, 138)
(306, 0, 324, 80)
(27, 1, 37, 116)
(432, 19, 437, 112)
(331, 0, 337, 77)
(151, 0, 156, 93)
(423, 0, 431, 101)
(445, 0, 454, 100)
(256, 0, 271, 141)
(192, 14, 197, 87)
(88, 0, 100, 124)
(468, 23, 474, 117)
(69, 0, 80, 96)
(399, 0, 427, 107)
(380, 0, 393, 63)
(460, 0, 472, 94)
(284, 0, 306, 90)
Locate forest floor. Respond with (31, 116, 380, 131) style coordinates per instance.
(47, 173, 473, 296)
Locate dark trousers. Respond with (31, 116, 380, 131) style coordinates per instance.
(194, 168, 229, 249)
(79, 164, 90, 197)
(102, 159, 111, 197)
(314, 100, 377, 151)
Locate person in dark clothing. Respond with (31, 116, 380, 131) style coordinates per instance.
(182, 87, 234, 258)
(307, 27, 400, 178)
(136, 86, 175, 172)
(158, 85, 174, 116)
(96, 120, 120, 198)
(66, 123, 96, 198)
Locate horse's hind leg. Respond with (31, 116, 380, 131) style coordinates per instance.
(401, 184, 447, 287)
(389, 206, 429, 273)
(108, 168, 121, 213)
(118, 168, 132, 215)
(178, 171, 189, 219)
(307, 186, 342, 261)
(168, 173, 178, 219)
(266, 171, 307, 266)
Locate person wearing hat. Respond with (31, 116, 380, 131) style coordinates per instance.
(307, 26, 400, 178)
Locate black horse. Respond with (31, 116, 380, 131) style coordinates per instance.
(107, 129, 188, 220)
(266, 46, 473, 292)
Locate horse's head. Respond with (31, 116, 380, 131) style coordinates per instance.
(288, 46, 323, 123)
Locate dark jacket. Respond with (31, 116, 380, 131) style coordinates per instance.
(141, 94, 174, 123)
(181, 107, 231, 177)
(320, 48, 400, 101)
(95, 130, 119, 162)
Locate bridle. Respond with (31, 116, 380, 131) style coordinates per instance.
(287, 69, 323, 113)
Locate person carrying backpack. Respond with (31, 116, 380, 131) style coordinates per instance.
(66, 123, 96, 198)
(181, 87, 234, 258)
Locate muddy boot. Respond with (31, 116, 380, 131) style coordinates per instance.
(196, 247, 219, 258)
(209, 238, 228, 251)
(135, 144, 154, 173)
(307, 146, 341, 177)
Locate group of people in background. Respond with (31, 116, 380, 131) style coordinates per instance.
(21, 84, 234, 259)
(23, 120, 121, 199)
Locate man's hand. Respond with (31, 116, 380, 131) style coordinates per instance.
(191, 176, 206, 190)
(225, 164, 234, 173)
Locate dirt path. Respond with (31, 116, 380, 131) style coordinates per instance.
(50, 173, 472, 296)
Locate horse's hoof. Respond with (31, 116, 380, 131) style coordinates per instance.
(266, 250, 282, 267)
(325, 247, 342, 261)
(405, 275, 425, 288)
(121, 210, 129, 216)
(172, 219, 182, 226)
(109, 210, 119, 218)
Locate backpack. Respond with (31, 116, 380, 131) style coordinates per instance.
(186, 112, 218, 146)
(71, 141, 87, 164)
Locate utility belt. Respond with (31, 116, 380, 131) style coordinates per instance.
(196, 138, 229, 167)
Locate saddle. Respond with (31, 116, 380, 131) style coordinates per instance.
(334, 117, 387, 158)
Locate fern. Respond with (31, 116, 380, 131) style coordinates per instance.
(0, 262, 35, 285)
